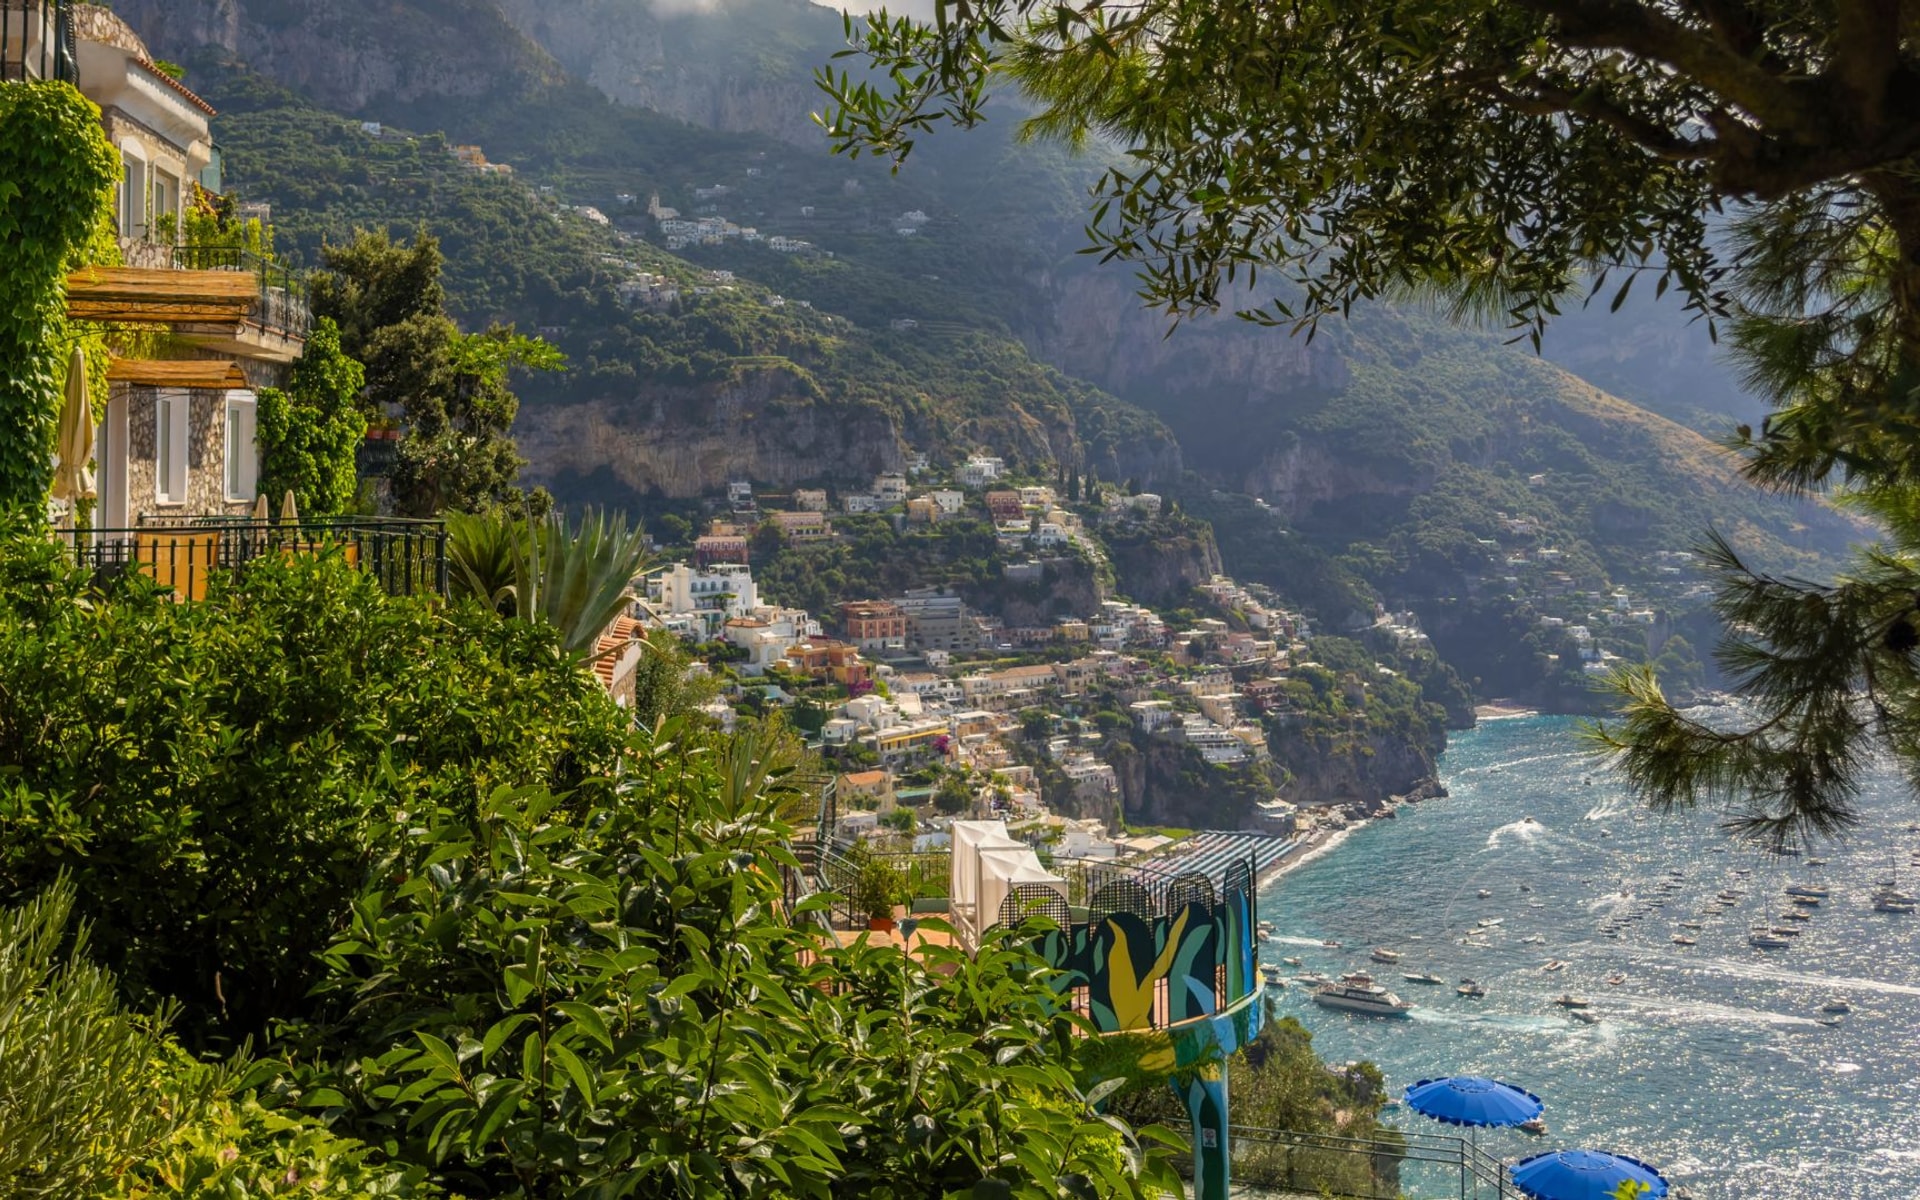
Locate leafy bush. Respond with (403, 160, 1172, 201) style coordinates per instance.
(257, 317, 368, 516)
(283, 723, 1179, 1198)
(0, 529, 628, 1042)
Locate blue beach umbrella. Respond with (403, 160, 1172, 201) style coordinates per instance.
(1510, 1149, 1668, 1200)
(1403, 1076, 1544, 1129)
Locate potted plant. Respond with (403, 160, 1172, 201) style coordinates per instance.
(854, 855, 904, 932)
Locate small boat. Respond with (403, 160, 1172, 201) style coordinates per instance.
(1322, 939, 1343, 949)
(1519, 883, 1533, 892)
(1261, 964, 1286, 989)
(1570, 1010, 1601, 1025)
(1311, 978, 1414, 1017)
(1789, 895, 1822, 907)
(1733, 868, 1752, 876)
(1806, 858, 1828, 867)
(1520, 934, 1547, 945)
(1875, 897, 1916, 914)
(1371, 947, 1403, 964)
(1477, 918, 1505, 927)
(1257, 929, 1272, 942)
(1257, 920, 1275, 933)
(1295, 972, 1329, 985)
(1543, 959, 1568, 972)
(1552, 994, 1591, 1009)
(1769, 926, 1802, 937)
(1599, 829, 1612, 838)
(1605, 972, 1626, 986)
(1520, 1117, 1549, 1135)
(1282, 956, 1303, 967)
(1679, 921, 1704, 929)
(1456, 980, 1487, 998)
(1821, 999, 1852, 1014)
(1477, 889, 1493, 899)
(1749, 929, 1792, 949)
(1784, 885, 1830, 899)
(1403, 971, 1446, 985)
(1780, 910, 1812, 921)
(1817, 1017, 1844, 1028)
(1671, 934, 1697, 946)
(1339, 970, 1377, 986)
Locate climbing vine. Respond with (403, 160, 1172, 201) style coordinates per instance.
(0, 82, 119, 514)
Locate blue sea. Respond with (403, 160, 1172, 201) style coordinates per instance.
(1258, 715, 1920, 1200)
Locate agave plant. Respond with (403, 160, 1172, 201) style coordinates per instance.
(516, 507, 650, 655)
(446, 509, 525, 614)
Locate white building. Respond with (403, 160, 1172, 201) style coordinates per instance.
(873, 473, 909, 503)
(655, 563, 760, 635)
(959, 455, 1006, 488)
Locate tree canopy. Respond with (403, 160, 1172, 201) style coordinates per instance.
(820, 0, 1920, 843)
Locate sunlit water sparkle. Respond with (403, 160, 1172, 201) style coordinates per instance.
(1257, 715, 1920, 1199)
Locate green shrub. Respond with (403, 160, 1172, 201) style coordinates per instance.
(0, 529, 628, 1043)
(281, 722, 1179, 1198)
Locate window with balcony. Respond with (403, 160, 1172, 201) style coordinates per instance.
(154, 390, 188, 505)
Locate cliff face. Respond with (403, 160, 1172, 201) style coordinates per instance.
(1103, 523, 1224, 607)
(517, 369, 905, 500)
(493, 0, 832, 146)
(1271, 722, 1440, 809)
(108, 0, 560, 112)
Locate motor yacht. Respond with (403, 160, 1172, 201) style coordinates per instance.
(1779, 910, 1812, 921)
(1282, 956, 1303, 967)
(1456, 980, 1487, 998)
(1371, 947, 1403, 964)
(1311, 978, 1414, 1017)
(1552, 994, 1592, 1009)
(1749, 928, 1792, 949)
(1784, 885, 1830, 899)
(1261, 964, 1286, 989)
(1402, 971, 1445, 985)
(1322, 939, 1343, 949)
(1821, 999, 1852, 1014)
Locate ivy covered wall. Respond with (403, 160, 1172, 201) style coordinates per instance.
(0, 82, 120, 513)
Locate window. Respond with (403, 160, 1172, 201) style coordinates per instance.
(120, 154, 146, 239)
(154, 390, 188, 504)
(224, 392, 258, 501)
(151, 170, 180, 241)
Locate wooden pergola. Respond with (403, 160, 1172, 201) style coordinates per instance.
(105, 358, 251, 390)
(66, 266, 303, 365)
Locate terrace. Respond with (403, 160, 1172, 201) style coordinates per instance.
(54, 517, 449, 601)
(1, 0, 76, 84)
(66, 246, 311, 365)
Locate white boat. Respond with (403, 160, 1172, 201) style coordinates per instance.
(1821, 999, 1852, 1014)
(1322, 939, 1343, 949)
(1679, 921, 1704, 929)
(1874, 887, 1915, 903)
(1403, 971, 1445, 985)
(1552, 994, 1591, 1009)
(1605, 972, 1626, 986)
(1875, 896, 1916, 914)
(1670, 934, 1697, 946)
(1806, 858, 1828, 867)
(1261, 965, 1286, 989)
(1477, 917, 1505, 927)
(1456, 980, 1487, 998)
(1477, 889, 1493, 899)
(1370, 947, 1402, 964)
(1779, 910, 1812, 922)
(1768, 926, 1801, 937)
(1257, 930, 1272, 942)
(1749, 928, 1792, 949)
(1520, 934, 1547, 945)
(1542, 959, 1568, 972)
(1784, 885, 1830, 899)
(1258, 920, 1275, 933)
(1282, 956, 1303, 967)
(1311, 979, 1414, 1017)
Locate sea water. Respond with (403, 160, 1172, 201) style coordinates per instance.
(1259, 714, 1920, 1199)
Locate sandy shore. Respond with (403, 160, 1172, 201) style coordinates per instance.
(1474, 701, 1541, 721)
(1258, 820, 1368, 887)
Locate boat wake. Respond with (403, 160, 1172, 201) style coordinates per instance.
(1679, 956, 1920, 999)
(1486, 819, 1550, 849)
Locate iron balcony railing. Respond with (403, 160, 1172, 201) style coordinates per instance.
(56, 518, 449, 600)
(1, 0, 75, 84)
(1228, 1125, 1520, 1200)
(173, 244, 314, 343)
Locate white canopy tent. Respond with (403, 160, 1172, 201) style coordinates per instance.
(950, 820, 1067, 952)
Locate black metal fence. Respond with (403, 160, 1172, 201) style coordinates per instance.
(1, 0, 75, 84)
(173, 245, 313, 342)
(56, 518, 449, 600)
